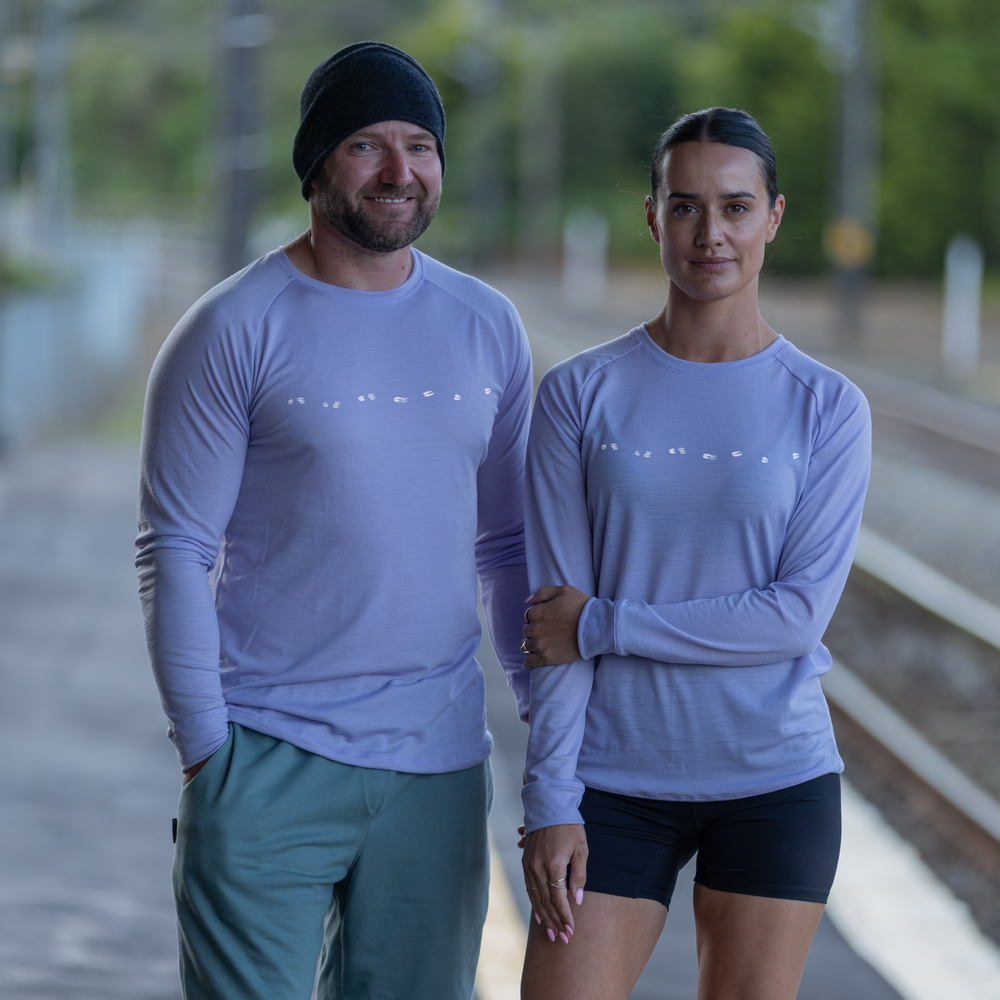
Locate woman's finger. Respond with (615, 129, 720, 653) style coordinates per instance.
(569, 841, 588, 907)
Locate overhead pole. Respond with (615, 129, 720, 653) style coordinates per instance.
(34, 0, 72, 247)
(216, 0, 271, 280)
(821, 0, 879, 345)
(0, 0, 15, 198)
(515, 21, 562, 271)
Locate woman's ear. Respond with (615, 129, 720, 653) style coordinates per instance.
(765, 194, 785, 244)
(645, 196, 661, 245)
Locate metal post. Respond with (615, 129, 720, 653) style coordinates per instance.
(821, 0, 879, 345)
(942, 234, 983, 381)
(34, 0, 72, 247)
(216, 0, 270, 280)
(515, 23, 561, 270)
(0, 0, 15, 197)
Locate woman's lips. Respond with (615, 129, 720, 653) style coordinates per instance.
(690, 258, 735, 272)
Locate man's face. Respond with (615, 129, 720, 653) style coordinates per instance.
(312, 120, 442, 253)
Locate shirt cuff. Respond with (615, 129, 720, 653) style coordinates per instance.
(521, 782, 586, 834)
(577, 597, 615, 660)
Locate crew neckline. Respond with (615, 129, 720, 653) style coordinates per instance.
(634, 323, 789, 375)
(273, 246, 425, 302)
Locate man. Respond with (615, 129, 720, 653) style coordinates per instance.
(136, 41, 531, 1000)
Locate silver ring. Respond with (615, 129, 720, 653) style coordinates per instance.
(528, 885, 541, 893)
(547, 878, 567, 888)
(519, 639, 530, 654)
(524, 608, 532, 624)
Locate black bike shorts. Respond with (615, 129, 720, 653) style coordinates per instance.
(579, 772, 841, 908)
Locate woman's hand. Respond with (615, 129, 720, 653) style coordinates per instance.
(521, 585, 591, 668)
(522, 824, 588, 943)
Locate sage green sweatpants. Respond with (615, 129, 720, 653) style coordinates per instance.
(173, 723, 493, 1000)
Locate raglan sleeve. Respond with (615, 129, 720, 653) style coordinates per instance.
(576, 380, 871, 668)
(134, 301, 253, 770)
(475, 304, 533, 721)
(520, 366, 597, 833)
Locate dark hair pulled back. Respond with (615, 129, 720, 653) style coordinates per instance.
(650, 107, 778, 207)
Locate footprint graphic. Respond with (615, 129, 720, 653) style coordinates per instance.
(678, 448, 686, 454)
(394, 397, 408, 403)
(454, 394, 461, 400)
(792, 452, 800, 459)
(333, 402, 340, 408)
(732, 451, 742, 457)
(669, 448, 675, 454)
(297, 398, 305, 404)
(358, 396, 366, 402)
(423, 391, 434, 397)
(287, 399, 293, 405)
(644, 451, 651, 458)
(323, 402, 328, 408)
(368, 394, 375, 400)
(703, 454, 717, 460)
(485, 388, 492, 394)
(635, 450, 640, 456)
(610, 444, 618, 451)
(761, 457, 769, 463)
(601, 444, 607, 450)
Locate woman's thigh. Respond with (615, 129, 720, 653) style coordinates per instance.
(521, 891, 667, 1000)
(690, 772, 841, 999)
(693, 887, 823, 1000)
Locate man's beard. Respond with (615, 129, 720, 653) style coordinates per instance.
(315, 176, 440, 253)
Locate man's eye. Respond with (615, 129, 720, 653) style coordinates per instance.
(674, 205, 696, 215)
(354, 143, 372, 151)
(729, 204, 748, 214)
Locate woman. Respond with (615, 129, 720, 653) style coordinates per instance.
(517, 107, 870, 1000)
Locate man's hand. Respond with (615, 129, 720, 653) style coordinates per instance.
(182, 757, 210, 785)
(521, 585, 590, 668)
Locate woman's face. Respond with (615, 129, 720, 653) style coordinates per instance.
(645, 141, 784, 303)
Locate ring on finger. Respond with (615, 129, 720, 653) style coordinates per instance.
(519, 638, 530, 654)
(524, 608, 532, 624)
(547, 877, 567, 888)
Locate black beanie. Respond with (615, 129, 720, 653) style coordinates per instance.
(293, 42, 446, 200)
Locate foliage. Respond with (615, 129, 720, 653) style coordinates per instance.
(12, 0, 998, 276)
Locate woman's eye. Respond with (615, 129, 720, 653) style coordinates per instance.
(674, 204, 696, 215)
(728, 204, 749, 214)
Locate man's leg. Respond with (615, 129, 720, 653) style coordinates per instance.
(174, 723, 388, 1000)
(316, 760, 493, 1000)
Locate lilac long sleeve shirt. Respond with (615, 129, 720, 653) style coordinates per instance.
(522, 328, 871, 832)
(136, 249, 531, 772)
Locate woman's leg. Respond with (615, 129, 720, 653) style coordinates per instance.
(693, 886, 824, 1000)
(520, 891, 667, 1000)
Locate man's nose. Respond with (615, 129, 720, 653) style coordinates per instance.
(379, 147, 414, 187)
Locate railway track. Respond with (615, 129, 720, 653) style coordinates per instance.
(803, 362, 1000, 948)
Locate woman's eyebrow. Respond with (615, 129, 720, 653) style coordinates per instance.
(667, 191, 699, 199)
(720, 191, 756, 199)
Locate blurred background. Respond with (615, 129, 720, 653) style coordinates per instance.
(1, 0, 1000, 998)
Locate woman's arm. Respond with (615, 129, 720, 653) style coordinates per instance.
(526, 382, 871, 670)
(520, 368, 597, 941)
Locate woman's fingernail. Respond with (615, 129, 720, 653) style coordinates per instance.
(565, 924, 573, 936)
(534, 911, 541, 925)
(525, 594, 535, 603)
(547, 927, 556, 942)
(575, 888, 584, 905)
(559, 931, 569, 944)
